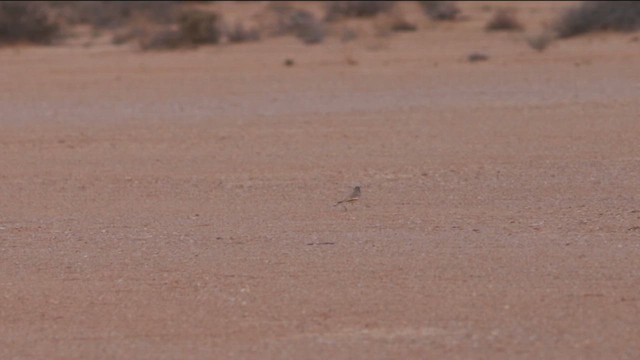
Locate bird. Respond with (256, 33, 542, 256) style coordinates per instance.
(334, 186, 361, 207)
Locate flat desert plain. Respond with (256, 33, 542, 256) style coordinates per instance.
(1, 2, 639, 359)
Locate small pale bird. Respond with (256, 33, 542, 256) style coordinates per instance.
(334, 186, 361, 206)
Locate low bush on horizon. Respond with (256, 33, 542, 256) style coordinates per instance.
(419, 1, 460, 21)
(389, 18, 417, 33)
(260, 3, 325, 45)
(526, 32, 554, 52)
(226, 22, 260, 44)
(554, 1, 640, 38)
(324, 1, 395, 22)
(139, 9, 223, 50)
(485, 9, 523, 32)
(530, 1, 640, 51)
(51, 1, 179, 29)
(0, 2, 61, 45)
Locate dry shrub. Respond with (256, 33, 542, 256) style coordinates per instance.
(340, 27, 358, 42)
(554, 1, 640, 38)
(178, 9, 221, 45)
(139, 29, 184, 50)
(486, 9, 523, 32)
(0, 1, 233, 50)
(260, 3, 325, 44)
(324, 1, 395, 22)
(50, 1, 186, 47)
(389, 17, 417, 32)
(0, 1, 61, 45)
(112, 27, 147, 45)
(420, 1, 460, 21)
(526, 32, 554, 52)
(373, 14, 417, 37)
(140, 9, 223, 50)
(51, 1, 178, 29)
(226, 22, 260, 43)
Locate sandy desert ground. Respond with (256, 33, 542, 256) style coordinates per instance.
(1, 1, 640, 359)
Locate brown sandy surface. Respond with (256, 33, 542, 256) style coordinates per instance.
(1, 2, 640, 359)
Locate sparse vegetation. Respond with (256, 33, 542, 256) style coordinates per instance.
(389, 17, 417, 32)
(0, 2, 61, 45)
(420, 1, 460, 21)
(292, 15, 325, 44)
(554, 1, 640, 38)
(178, 9, 222, 45)
(261, 3, 325, 44)
(13, 1, 630, 53)
(226, 22, 260, 44)
(139, 29, 185, 50)
(51, 1, 179, 29)
(340, 28, 358, 42)
(526, 32, 554, 52)
(112, 27, 146, 45)
(486, 9, 523, 32)
(139, 8, 223, 50)
(47, 1, 228, 49)
(373, 14, 417, 37)
(325, 1, 395, 22)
